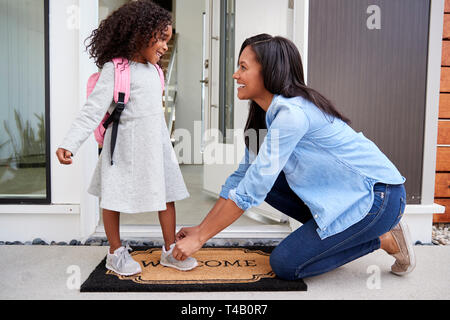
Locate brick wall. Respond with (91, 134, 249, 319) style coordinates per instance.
(434, 0, 450, 223)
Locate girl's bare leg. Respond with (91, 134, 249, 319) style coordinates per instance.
(158, 202, 176, 251)
(102, 209, 121, 254)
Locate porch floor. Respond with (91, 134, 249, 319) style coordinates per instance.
(1, 245, 449, 300)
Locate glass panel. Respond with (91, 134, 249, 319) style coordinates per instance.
(99, 0, 129, 21)
(0, 0, 48, 200)
(219, 0, 235, 143)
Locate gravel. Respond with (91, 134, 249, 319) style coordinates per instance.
(1, 224, 449, 246)
(0, 238, 282, 247)
(432, 224, 450, 246)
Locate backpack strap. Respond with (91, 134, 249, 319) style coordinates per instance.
(104, 58, 130, 165)
(112, 58, 130, 104)
(154, 63, 165, 93)
(103, 92, 125, 165)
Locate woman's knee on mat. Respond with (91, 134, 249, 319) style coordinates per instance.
(270, 245, 300, 280)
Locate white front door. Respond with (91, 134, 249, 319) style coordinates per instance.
(202, 0, 301, 227)
(202, 0, 238, 199)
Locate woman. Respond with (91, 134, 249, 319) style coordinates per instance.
(173, 34, 414, 280)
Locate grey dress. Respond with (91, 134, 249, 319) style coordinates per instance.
(60, 61, 189, 213)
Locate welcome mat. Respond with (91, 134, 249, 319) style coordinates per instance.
(80, 246, 307, 292)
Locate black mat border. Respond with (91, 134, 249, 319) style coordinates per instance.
(80, 246, 307, 292)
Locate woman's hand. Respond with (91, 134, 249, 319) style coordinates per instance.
(175, 226, 198, 241)
(173, 226, 204, 261)
(172, 198, 244, 261)
(56, 148, 73, 165)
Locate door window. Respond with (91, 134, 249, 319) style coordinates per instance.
(219, 0, 235, 143)
(0, 0, 50, 203)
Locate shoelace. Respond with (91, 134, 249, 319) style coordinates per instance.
(114, 244, 133, 270)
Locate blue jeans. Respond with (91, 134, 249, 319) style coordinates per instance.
(266, 171, 406, 280)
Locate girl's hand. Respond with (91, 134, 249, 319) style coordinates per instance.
(173, 226, 204, 261)
(56, 148, 73, 165)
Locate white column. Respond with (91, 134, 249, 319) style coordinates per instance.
(78, 0, 100, 239)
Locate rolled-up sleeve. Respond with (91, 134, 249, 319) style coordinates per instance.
(228, 104, 310, 210)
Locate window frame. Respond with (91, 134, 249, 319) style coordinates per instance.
(218, 0, 235, 144)
(0, 0, 51, 204)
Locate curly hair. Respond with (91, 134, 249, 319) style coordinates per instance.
(85, 0, 172, 68)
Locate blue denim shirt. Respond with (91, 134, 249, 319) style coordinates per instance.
(220, 95, 405, 240)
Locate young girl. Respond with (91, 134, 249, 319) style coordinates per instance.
(173, 34, 414, 279)
(56, 0, 197, 276)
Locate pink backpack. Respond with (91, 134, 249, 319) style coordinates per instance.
(87, 58, 165, 164)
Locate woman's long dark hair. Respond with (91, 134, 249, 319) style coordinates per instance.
(241, 34, 350, 152)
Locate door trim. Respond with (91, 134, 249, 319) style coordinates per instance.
(422, 0, 444, 204)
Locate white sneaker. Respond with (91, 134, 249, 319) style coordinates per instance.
(106, 245, 142, 276)
(160, 243, 198, 271)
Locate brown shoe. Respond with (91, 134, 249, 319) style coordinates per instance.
(389, 220, 416, 276)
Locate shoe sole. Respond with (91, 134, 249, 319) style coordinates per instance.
(160, 260, 198, 271)
(391, 220, 416, 276)
(105, 263, 142, 276)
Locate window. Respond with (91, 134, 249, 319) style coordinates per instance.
(219, 0, 235, 143)
(0, 0, 50, 203)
